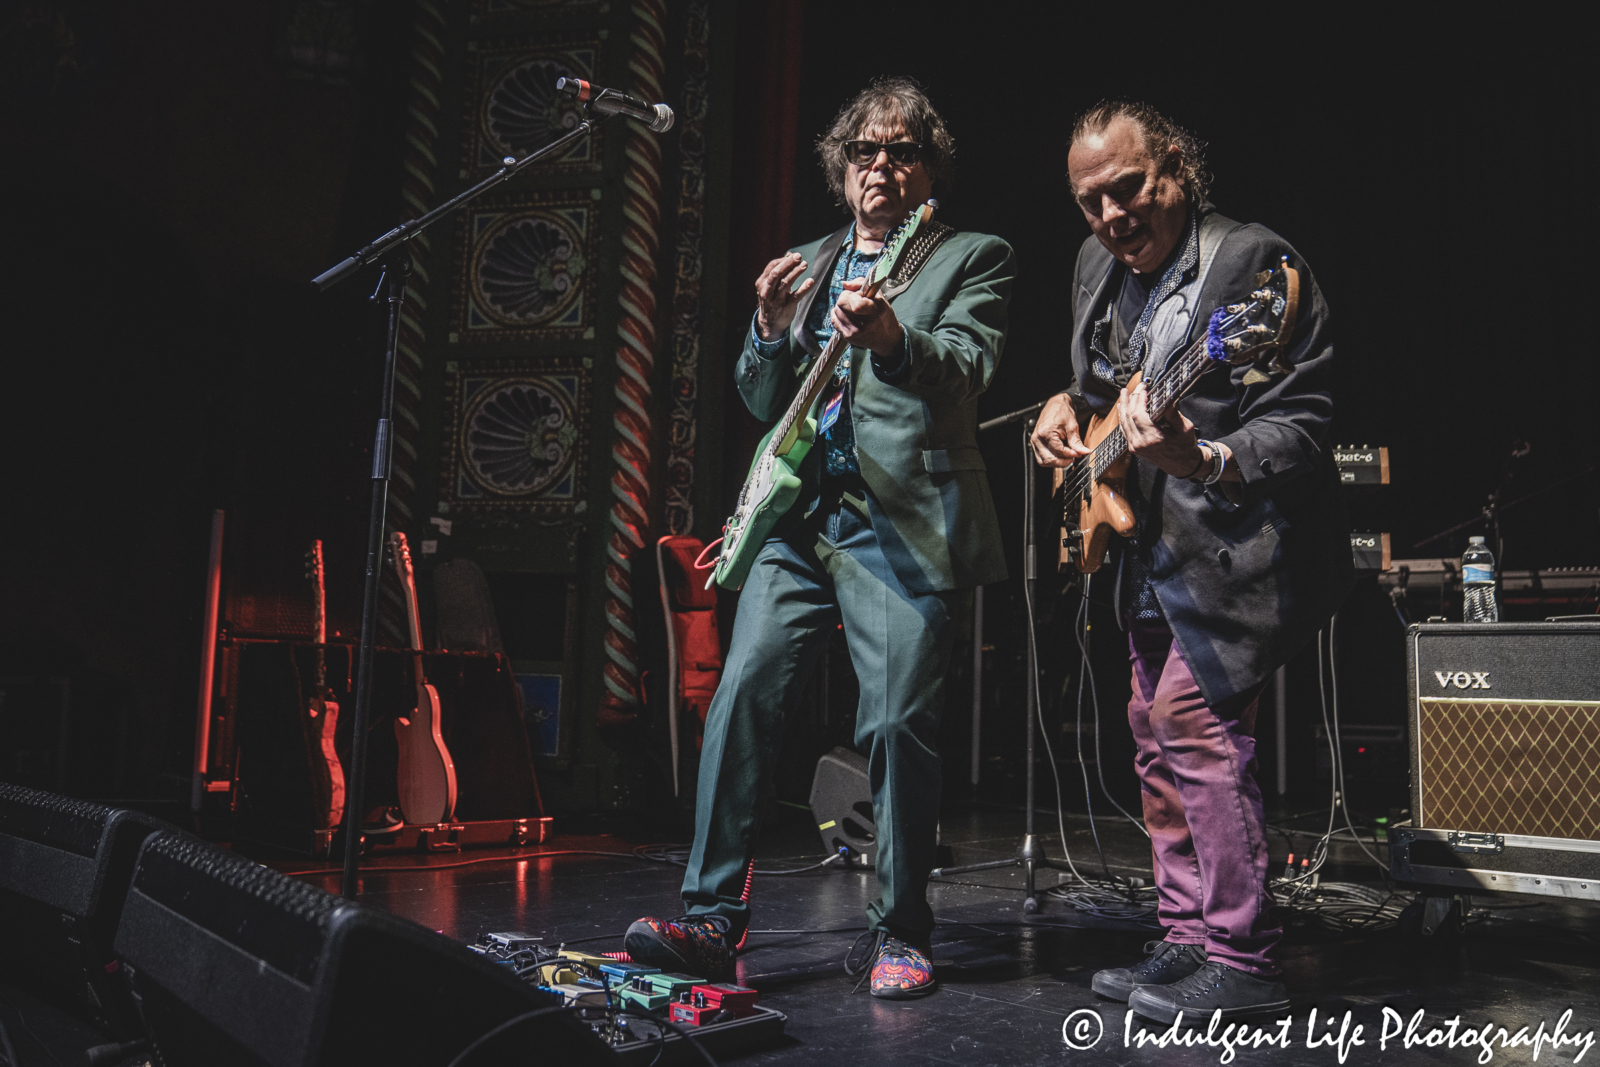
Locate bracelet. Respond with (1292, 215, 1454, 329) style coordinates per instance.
(1178, 447, 1208, 481)
(1194, 439, 1227, 484)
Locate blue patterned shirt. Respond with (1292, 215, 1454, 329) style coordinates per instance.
(751, 230, 909, 477)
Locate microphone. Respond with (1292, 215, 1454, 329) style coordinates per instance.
(555, 77, 674, 133)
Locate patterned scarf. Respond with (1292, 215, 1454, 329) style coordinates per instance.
(1092, 206, 1200, 386)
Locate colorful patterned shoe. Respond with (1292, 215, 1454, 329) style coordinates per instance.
(847, 931, 937, 999)
(624, 914, 736, 977)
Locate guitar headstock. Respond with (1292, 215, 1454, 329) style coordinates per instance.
(869, 200, 937, 287)
(389, 531, 414, 580)
(1204, 256, 1300, 376)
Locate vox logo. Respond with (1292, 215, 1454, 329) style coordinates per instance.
(1434, 671, 1491, 690)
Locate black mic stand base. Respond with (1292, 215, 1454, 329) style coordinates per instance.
(932, 835, 1081, 915)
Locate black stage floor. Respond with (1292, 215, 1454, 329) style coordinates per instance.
(277, 803, 1600, 1066)
(5, 802, 1597, 1066)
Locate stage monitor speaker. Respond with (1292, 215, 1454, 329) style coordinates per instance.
(1406, 621, 1600, 840)
(809, 747, 876, 867)
(112, 830, 605, 1067)
(0, 784, 167, 1038)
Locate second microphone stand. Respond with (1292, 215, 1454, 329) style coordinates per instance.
(931, 402, 1078, 913)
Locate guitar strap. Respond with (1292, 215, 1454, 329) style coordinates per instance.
(789, 218, 956, 359)
(880, 220, 954, 301)
(1141, 212, 1238, 383)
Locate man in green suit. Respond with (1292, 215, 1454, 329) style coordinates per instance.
(625, 77, 1013, 999)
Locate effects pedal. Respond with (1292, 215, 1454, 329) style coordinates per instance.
(670, 983, 760, 1025)
(620, 971, 703, 1012)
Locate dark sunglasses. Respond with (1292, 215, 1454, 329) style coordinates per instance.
(843, 140, 924, 167)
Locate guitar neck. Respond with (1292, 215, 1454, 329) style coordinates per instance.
(765, 274, 888, 458)
(1087, 336, 1213, 478)
(308, 541, 329, 691)
(388, 533, 429, 684)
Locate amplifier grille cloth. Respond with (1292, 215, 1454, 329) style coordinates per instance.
(1418, 699, 1600, 840)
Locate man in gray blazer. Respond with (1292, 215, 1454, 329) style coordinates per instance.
(626, 78, 1013, 999)
(1032, 101, 1351, 1021)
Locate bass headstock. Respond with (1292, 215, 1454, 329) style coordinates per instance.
(1204, 256, 1300, 377)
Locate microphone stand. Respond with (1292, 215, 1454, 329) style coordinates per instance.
(932, 400, 1078, 914)
(313, 107, 615, 900)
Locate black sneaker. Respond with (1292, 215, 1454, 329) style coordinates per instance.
(1127, 959, 1290, 1023)
(1091, 940, 1208, 1002)
(624, 914, 736, 978)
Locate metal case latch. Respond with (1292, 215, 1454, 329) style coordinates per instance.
(1447, 831, 1504, 855)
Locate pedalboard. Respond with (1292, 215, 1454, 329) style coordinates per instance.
(465, 933, 786, 1063)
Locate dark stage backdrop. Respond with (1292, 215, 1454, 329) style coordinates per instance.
(773, 11, 1596, 573)
(0, 2, 1593, 817)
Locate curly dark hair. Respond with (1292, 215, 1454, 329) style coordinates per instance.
(1069, 100, 1211, 204)
(816, 76, 955, 206)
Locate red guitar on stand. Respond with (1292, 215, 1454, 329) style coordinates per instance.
(389, 531, 457, 825)
(303, 540, 346, 832)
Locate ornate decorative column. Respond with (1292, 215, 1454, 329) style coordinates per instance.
(598, 0, 667, 724)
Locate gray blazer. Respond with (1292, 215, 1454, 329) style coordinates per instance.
(1067, 206, 1353, 705)
(735, 224, 1015, 595)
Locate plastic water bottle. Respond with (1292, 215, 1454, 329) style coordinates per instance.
(1461, 536, 1498, 622)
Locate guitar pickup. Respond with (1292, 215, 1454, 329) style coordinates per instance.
(1062, 527, 1083, 565)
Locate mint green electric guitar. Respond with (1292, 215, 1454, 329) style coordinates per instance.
(710, 202, 934, 591)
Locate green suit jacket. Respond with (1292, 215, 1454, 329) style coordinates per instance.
(734, 223, 1015, 594)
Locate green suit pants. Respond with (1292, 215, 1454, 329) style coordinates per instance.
(682, 488, 958, 945)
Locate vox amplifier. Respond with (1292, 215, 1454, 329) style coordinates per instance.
(1392, 621, 1600, 904)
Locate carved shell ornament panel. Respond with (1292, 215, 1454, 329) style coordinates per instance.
(462, 378, 579, 497)
(471, 211, 587, 328)
(484, 57, 584, 160)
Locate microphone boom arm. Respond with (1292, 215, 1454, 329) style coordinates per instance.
(311, 111, 610, 291)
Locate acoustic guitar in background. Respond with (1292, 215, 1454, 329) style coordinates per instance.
(389, 531, 458, 825)
(303, 540, 345, 831)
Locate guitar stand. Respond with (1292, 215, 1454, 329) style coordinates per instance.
(930, 408, 1077, 913)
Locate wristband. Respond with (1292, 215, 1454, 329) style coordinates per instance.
(1193, 439, 1226, 484)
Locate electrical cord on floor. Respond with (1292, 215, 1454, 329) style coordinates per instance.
(281, 849, 650, 878)
(1072, 579, 1149, 839)
(1070, 593, 1116, 881)
(1023, 572, 1158, 925)
(441, 1004, 718, 1067)
(1272, 618, 1390, 896)
(1327, 615, 1390, 874)
(633, 843, 843, 876)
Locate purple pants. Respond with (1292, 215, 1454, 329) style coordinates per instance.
(1128, 620, 1280, 976)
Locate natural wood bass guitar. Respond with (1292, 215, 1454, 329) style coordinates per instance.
(1055, 259, 1301, 573)
(708, 202, 935, 591)
(303, 539, 345, 831)
(389, 531, 457, 824)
